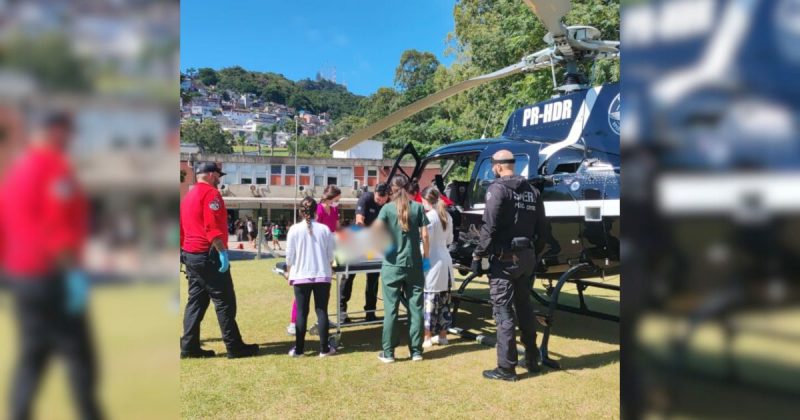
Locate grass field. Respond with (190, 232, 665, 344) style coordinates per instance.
(0, 284, 179, 419)
(180, 260, 620, 419)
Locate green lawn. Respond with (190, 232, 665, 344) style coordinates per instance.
(180, 260, 620, 419)
(0, 284, 179, 419)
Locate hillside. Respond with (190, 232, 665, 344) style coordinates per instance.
(184, 66, 364, 119)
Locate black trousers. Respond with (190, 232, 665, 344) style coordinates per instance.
(340, 272, 379, 314)
(8, 275, 101, 420)
(181, 250, 244, 352)
(488, 250, 538, 370)
(293, 282, 331, 353)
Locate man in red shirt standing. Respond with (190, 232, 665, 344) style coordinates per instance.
(180, 162, 258, 359)
(0, 112, 100, 420)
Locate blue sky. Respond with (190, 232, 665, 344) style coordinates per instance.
(181, 0, 457, 96)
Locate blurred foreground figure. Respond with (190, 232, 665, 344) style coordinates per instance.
(179, 162, 259, 359)
(0, 113, 100, 420)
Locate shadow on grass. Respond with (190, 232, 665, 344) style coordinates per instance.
(548, 349, 620, 371)
(454, 288, 619, 346)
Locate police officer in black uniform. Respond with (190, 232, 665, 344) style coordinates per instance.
(471, 149, 548, 381)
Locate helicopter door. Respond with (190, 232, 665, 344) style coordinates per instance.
(386, 142, 423, 186)
(539, 147, 586, 268)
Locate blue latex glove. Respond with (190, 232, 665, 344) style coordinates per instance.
(66, 270, 89, 315)
(422, 258, 431, 273)
(218, 249, 230, 273)
(350, 224, 363, 232)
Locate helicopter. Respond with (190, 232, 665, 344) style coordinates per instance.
(331, 0, 621, 367)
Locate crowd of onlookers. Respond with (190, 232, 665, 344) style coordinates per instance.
(230, 216, 287, 250)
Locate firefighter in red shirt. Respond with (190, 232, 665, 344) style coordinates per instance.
(0, 112, 100, 420)
(180, 162, 258, 359)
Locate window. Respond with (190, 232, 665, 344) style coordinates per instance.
(270, 165, 282, 175)
(314, 166, 325, 186)
(241, 177, 253, 184)
(255, 166, 267, 185)
(285, 165, 296, 175)
(470, 154, 530, 207)
(367, 169, 377, 177)
(300, 166, 310, 174)
(340, 167, 353, 188)
(325, 167, 338, 186)
(544, 148, 584, 175)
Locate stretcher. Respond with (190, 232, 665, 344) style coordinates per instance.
(273, 259, 408, 348)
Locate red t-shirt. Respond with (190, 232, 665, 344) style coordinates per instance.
(180, 182, 228, 253)
(0, 146, 88, 277)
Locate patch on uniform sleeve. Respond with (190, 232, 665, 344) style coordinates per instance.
(486, 191, 492, 201)
(209, 198, 221, 211)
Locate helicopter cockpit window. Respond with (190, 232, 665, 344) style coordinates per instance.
(543, 147, 585, 175)
(471, 154, 529, 208)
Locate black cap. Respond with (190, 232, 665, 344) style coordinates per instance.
(195, 162, 226, 176)
(375, 183, 389, 195)
(43, 111, 73, 129)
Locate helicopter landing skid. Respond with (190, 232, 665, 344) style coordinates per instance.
(531, 271, 620, 323)
(449, 261, 618, 369)
(535, 262, 596, 369)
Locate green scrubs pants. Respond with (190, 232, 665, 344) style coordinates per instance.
(380, 264, 425, 357)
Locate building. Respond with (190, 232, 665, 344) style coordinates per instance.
(180, 152, 441, 226)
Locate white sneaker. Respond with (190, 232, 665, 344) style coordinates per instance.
(422, 339, 433, 348)
(286, 323, 296, 336)
(412, 354, 424, 362)
(436, 336, 448, 345)
(319, 346, 337, 358)
(377, 352, 395, 363)
(288, 347, 303, 357)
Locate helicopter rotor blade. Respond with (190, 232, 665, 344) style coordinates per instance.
(332, 49, 555, 151)
(521, 0, 570, 37)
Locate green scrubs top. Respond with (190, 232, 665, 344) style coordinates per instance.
(377, 200, 429, 268)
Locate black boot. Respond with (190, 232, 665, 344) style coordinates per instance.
(482, 367, 518, 382)
(180, 348, 216, 359)
(523, 347, 542, 374)
(227, 343, 259, 359)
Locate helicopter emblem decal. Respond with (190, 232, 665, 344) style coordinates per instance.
(608, 93, 621, 135)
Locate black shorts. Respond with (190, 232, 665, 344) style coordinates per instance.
(248, 231, 257, 240)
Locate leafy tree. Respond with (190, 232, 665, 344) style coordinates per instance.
(255, 125, 265, 156)
(236, 131, 247, 156)
(268, 124, 278, 156)
(197, 67, 219, 86)
(0, 34, 91, 92)
(180, 119, 233, 153)
(394, 49, 440, 100)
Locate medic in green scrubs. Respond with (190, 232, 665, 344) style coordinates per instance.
(373, 174, 430, 363)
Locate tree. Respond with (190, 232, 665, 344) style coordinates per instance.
(236, 132, 247, 156)
(394, 49, 440, 99)
(255, 125, 264, 156)
(197, 67, 219, 86)
(1, 34, 91, 92)
(268, 124, 278, 156)
(180, 119, 233, 154)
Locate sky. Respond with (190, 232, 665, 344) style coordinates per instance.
(180, 0, 457, 96)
